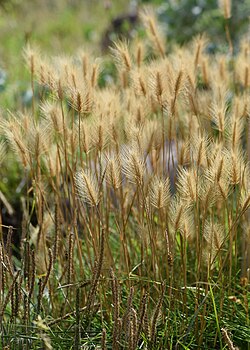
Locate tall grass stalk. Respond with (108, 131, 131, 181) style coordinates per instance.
(0, 10, 249, 349)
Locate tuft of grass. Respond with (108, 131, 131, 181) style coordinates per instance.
(0, 5, 250, 350)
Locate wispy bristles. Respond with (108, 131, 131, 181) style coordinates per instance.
(91, 119, 108, 152)
(176, 167, 198, 204)
(131, 70, 147, 97)
(140, 8, 165, 58)
(2, 113, 30, 167)
(150, 176, 170, 209)
(190, 134, 210, 167)
(76, 50, 101, 88)
(40, 102, 64, 135)
(105, 154, 122, 190)
(225, 148, 246, 185)
(170, 196, 186, 232)
(23, 44, 40, 75)
(0, 140, 6, 165)
(79, 120, 92, 154)
(204, 219, 225, 266)
(74, 170, 99, 206)
(69, 86, 93, 115)
(110, 40, 132, 72)
(180, 209, 195, 239)
(122, 146, 145, 186)
(229, 116, 244, 150)
(149, 69, 166, 105)
(28, 120, 53, 158)
(210, 100, 228, 135)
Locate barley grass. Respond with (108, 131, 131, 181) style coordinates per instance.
(0, 9, 249, 349)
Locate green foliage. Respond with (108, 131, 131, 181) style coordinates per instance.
(156, 0, 250, 49)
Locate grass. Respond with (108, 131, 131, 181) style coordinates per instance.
(0, 1, 250, 349)
(0, 0, 129, 110)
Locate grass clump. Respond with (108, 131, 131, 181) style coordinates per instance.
(0, 8, 250, 350)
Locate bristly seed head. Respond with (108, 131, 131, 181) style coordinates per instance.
(74, 170, 100, 207)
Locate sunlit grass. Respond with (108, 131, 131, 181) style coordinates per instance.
(0, 2, 249, 349)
